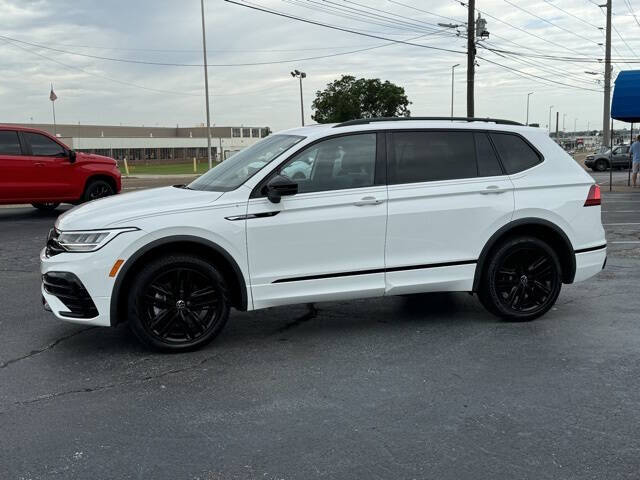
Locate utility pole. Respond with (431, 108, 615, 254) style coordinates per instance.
(555, 111, 559, 140)
(200, 0, 213, 169)
(602, 0, 612, 146)
(467, 0, 475, 117)
(526, 92, 533, 126)
(451, 64, 460, 117)
(548, 105, 554, 134)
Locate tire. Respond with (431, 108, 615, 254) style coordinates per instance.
(478, 236, 562, 322)
(32, 202, 60, 211)
(594, 159, 608, 172)
(127, 254, 231, 352)
(82, 179, 114, 202)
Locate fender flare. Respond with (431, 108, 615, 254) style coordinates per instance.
(109, 235, 248, 326)
(472, 218, 576, 291)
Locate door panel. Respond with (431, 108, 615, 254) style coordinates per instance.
(246, 187, 388, 308)
(0, 130, 38, 202)
(21, 132, 75, 199)
(246, 132, 387, 309)
(384, 130, 515, 295)
(385, 177, 514, 294)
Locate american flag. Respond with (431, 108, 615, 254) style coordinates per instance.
(49, 86, 57, 102)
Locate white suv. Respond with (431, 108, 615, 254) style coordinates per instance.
(41, 118, 606, 351)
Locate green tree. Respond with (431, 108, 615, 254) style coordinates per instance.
(311, 75, 411, 123)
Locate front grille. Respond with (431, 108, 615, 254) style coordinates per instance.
(45, 228, 65, 257)
(42, 272, 98, 319)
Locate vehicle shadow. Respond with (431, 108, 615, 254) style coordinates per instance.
(40, 292, 498, 360)
(0, 205, 71, 222)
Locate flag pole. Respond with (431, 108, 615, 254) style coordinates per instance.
(50, 83, 57, 136)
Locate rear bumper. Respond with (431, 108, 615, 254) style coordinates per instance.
(573, 245, 607, 283)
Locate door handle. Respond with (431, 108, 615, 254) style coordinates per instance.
(481, 185, 507, 194)
(354, 196, 384, 206)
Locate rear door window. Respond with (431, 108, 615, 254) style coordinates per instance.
(0, 131, 22, 155)
(23, 132, 66, 157)
(490, 133, 542, 174)
(389, 131, 476, 184)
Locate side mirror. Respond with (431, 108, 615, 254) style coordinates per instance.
(68, 150, 77, 163)
(264, 174, 298, 204)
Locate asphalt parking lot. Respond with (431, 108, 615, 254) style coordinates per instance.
(1, 179, 640, 479)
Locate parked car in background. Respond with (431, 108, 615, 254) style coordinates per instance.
(0, 125, 121, 210)
(584, 144, 631, 171)
(41, 117, 606, 352)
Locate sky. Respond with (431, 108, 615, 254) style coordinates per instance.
(1, 0, 639, 133)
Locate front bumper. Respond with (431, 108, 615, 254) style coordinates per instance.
(40, 229, 146, 326)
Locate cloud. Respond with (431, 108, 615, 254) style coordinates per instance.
(0, 0, 637, 131)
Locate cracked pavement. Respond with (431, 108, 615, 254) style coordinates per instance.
(1, 189, 640, 479)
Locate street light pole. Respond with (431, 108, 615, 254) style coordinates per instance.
(200, 0, 213, 169)
(526, 92, 533, 126)
(451, 64, 460, 117)
(291, 70, 306, 126)
(548, 105, 554, 135)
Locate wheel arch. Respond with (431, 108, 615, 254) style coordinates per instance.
(83, 174, 118, 196)
(110, 235, 248, 326)
(473, 218, 576, 291)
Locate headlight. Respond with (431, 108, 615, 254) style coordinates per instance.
(56, 227, 139, 252)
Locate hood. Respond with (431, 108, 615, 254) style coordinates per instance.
(75, 151, 117, 165)
(56, 186, 224, 230)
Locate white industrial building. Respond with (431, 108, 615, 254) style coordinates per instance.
(3, 123, 270, 163)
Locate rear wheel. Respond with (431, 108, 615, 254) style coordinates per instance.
(83, 179, 114, 202)
(478, 236, 562, 321)
(128, 254, 230, 352)
(594, 159, 608, 172)
(32, 202, 60, 211)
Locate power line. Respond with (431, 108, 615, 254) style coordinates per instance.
(477, 53, 603, 92)
(282, 0, 445, 35)
(339, 0, 445, 30)
(455, 1, 600, 58)
(502, 0, 603, 46)
(0, 32, 454, 68)
(542, 0, 603, 30)
(384, 0, 466, 25)
(281, 0, 433, 35)
(0, 37, 201, 97)
(480, 42, 602, 86)
(223, 0, 467, 55)
(623, 0, 640, 28)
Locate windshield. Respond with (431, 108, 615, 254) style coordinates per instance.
(188, 134, 304, 192)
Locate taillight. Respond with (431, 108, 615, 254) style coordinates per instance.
(584, 184, 601, 207)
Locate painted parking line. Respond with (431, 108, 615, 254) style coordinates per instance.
(610, 241, 640, 244)
(603, 223, 640, 225)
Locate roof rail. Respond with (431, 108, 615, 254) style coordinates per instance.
(332, 117, 523, 128)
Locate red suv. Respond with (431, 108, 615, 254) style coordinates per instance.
(0, 125, 121, 211)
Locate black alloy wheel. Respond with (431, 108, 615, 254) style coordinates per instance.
(32, 202, 60, 211)
(83, 179, 114, 202)
(128, 254, 230, 351)
(479, 236, 562, 321)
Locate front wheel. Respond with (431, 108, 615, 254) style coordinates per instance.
(83, 179, 114, 202)
(478, 236, 562, 321)
(128, 254, 230, 352)
(32, 202, 60, 211)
